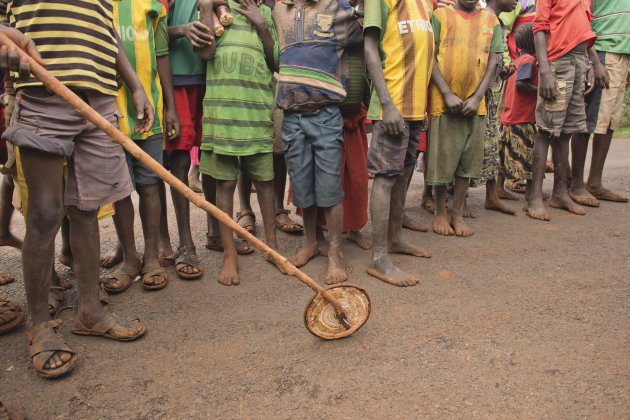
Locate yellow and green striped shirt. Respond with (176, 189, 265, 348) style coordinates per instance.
(114, 0, 169, 139)
(364, 0, 435, 121)
(9, 0, 119, 96)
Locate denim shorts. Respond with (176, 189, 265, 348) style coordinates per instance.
(282, 105, 344, 208)
(126, 134, 164, 187)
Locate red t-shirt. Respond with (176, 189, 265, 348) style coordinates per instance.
(501, 53, 538, 125)
(533, 0, 595, 62)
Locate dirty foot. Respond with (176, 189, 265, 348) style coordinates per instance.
(388, 240, 432, 258)
(100, 246, 123, 269)
(288, 243, 319, 268)
(549, 194, 586, 215)
(218, 257, 240, 286)
(587, 186, 629, 203)
(498, 186, 519, 200)
(485, 197, 517, 215)
(325, 247, 347, 285)
(0, 273, 14, 286)
(422, 196, 436, 214)
(463, 201, 477, 218)
(433, 213, 455, 236)
(402, 213, 430, 232)
(569, 187, 600, 207)
(367, 256, 419, 287)
(450, 215, 474, 237)
(347, 230, 372, 250)
(525, 198, 550, 221)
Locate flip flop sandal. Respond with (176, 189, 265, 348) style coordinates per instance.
(0, 299, 24, 334)
(102, 265, 141, 293)
(205, 234, 253, 255)
(236, 210, 256, 234)
(141, 262, 169, 291)
(71, 313, 146, 342)
(275, 209, 304, 234)
(28, 319, 77, 379)
(506, 179, 527, 194)
(173, 246, 203, 280)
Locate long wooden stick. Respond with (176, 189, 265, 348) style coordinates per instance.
(0, 32, 351, 327)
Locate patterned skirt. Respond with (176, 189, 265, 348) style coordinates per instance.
(499, 122, 537, 181)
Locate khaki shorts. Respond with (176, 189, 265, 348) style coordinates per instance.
(535, 50, 589, 137)
(2, 87, 132, 211)
(200, 150, 274, 182)
(586, 51, 630, 134)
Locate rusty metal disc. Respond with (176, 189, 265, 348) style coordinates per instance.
(304, 284, 371, 340)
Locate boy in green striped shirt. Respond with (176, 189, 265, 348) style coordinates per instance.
(200, 0, 278, 286)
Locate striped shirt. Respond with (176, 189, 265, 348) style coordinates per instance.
(114, 0, 169, 139)
(9, 0, 119, 96)
(201, 1, 278, 156)
(592, 0, 630, 54)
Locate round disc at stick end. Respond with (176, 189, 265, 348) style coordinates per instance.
(304, 284, 371, 340)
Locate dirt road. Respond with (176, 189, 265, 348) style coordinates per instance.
(1, 139, 629, 418)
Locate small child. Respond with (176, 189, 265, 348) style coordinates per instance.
(427, 0, 503, 237)
(500, 23, 538, 198)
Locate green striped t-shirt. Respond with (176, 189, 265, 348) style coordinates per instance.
(201, 1, 278, 156)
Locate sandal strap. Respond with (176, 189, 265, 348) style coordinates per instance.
(236, 209, 256, 219)
(275, 208, 291, 217)
(175, 248, 200, 269)
(74, 314, 115, 335)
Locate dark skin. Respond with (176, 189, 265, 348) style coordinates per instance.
(1, 28, 151, 372)
(431, 0, 499, 236)
(526, 30, 589, 220)
(364, 27, 431, 288)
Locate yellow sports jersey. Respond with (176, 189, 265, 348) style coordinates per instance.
(429, 6, 503, 116)
(364, 0, 435, 121)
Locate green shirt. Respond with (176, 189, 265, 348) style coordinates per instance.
(592, 0, 630, 54)
(201, 2, 278, 156)
(168, 0, 206, 85)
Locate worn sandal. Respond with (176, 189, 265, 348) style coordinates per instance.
(71, 313, 146, 341)
(236, 209, 256, 234)
(205, 234, 254, 255)
(173, 246, 203, 280)
(28, 319, 77, 379)
(102, 265, 141, 293)
(275, 209, 303, 234)
(141, 261, 169, 291)
(0, 299, 24, 335)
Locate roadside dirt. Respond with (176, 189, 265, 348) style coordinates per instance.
(1, 140, 629, 418)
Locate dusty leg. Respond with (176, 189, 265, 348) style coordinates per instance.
(433, 185, 454, 236)
(157, 181, 174, 265)
(347, 229, 372, 249)
(323, 203, 347, 284)
(450, 176, 474, 237)
(105, 196, 141, 290)
(288, 205, 319, 267)
(0, 174, 22, 250)
(367, 174, 419, 287)
(57, 216, 74, 269)
(202, 174, 220, 240)
(587, 130, 628, 202)
(216, 179, 240, 285)
(237, 171, 256, 231)
(569, 133, 600, 206)
(549, 134, 586, 215)
(484, 178, 516, 214)
(253, 180, 277, 250)
(137, 184, 168, 288)
(496, 174, 519, 200)
(526, 131, 551, 221)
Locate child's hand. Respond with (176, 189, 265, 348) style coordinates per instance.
(183, 21, 214, 49)
(382, 104, 405, 137)
(165, 108, 181, 140)
(460, 95, 481, 117)
(444, 92, 463, 114)
(233, 0, 265, 29)
(131, 89, 155, 135)
(539, 70, 558, 101)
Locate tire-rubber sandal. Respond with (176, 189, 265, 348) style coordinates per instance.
(173, 246, 203, 280)
(28, 319, 77, 379)
(236, 209, 256, 234)
(141, 261, 169, 291)
(71, 313, 146, 341)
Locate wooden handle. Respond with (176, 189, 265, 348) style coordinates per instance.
(0, 31, 349, 320)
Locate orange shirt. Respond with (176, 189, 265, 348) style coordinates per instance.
(533, 0, 595, 62)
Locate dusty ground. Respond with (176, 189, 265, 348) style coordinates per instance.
(1, 139, 629, 419)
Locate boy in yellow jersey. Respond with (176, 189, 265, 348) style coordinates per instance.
(364, 0, 434, 287)
(101, 0, 181, 293)
(427, 0, 502, 237)
(1, 2, 151, 379)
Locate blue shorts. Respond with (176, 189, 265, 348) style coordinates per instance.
(282, 105, 344, 208)
(126, 134, 163, 187)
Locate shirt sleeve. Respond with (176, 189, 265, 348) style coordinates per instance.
(431, 13, 441, 45)
(516, 63, 533, 81)
(154, 15, 169, 57)
(499, 5, 519, 32)
(533, 0, 551, 33)
(364, 0, 383, 33)
(489, 23, 503, 53)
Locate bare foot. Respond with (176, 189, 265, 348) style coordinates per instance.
(463, 201, 477, 218)
(388, 240, 432, 258)
(525, 198, 550, 221)
(347, 230, 372, 250)
(497, 186, 519, 200)
(0, 273, 14, 286)
(549, 193, 586, 215)
(587, 186, 629, 203)
(569, 187, 600, 207)
(288, 243, 319, 268)
(484, 197, 517, 215)
(218, 256, 240, 286)
(366, 256, 419, 287)
(422, 196, 436, 214)
(100, 246, 123, 269)
(0, 233, 22, 250)
(402, 213, 430, 232)
(325, 247, 347, 285)
(450, 215, 474, 237)
(433, 213, 455, 236)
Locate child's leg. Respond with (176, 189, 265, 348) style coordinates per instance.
(236, 170, 256, 233)
(201, 173, 219, 241)
(526, 131, 552, 221)
(253, 179, 276, 249)
(216, 178, 240, 285)
(137, 183, 169, 288)
(289, 205, 318, 267)
(0, 174, 21, 250)
(587, 130, 628, 201)
(485, 178, 516, 215)
(323, 203, 346, 284)
(548, 133, 586, 215)
(103, 196, 141, 291)
(432, 185, 453, 236)
(273, 153, 303, 233)
(450, 176, 474, 237)
(569, 133, 600, 206)
(58, 216, 73, 268)
(402, 156, 429, 232)
(245, 153, 275, 248)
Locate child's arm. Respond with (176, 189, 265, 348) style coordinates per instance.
(198, 0, 218, 60)
(460, 52, 497, 116)
(114, 31, 154, 135)
(167, 19, 214, 50)
(157, 56, 180, 139)
(233, 0, 276, 71)
(430, 55, 464, 114)
(364, 27, 404, 136)
(585, 46, 609, 95)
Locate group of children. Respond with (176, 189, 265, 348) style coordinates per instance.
(0, 0, 627, 383)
